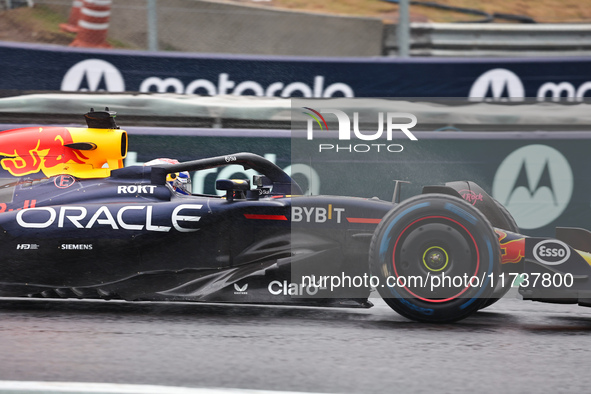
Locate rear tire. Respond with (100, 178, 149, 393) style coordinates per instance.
(369, 194, 501, 323)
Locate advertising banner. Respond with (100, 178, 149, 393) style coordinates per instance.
(3, 42, 591, 100)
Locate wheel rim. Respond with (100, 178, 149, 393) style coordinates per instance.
(392, 216, 480, 303)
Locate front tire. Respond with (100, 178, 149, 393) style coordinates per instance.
(369, 194, 501, 323)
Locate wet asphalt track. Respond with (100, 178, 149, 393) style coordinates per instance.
(1, 290, 591, 394)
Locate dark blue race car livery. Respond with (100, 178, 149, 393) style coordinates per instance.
(1, 109, 591, 323)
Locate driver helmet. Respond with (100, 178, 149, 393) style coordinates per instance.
(144, 158, 192, 195)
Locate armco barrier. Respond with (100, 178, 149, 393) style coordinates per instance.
(3, 42, 591, 99)
(385, 23, 591, 57)
(2, 94, 591, 131)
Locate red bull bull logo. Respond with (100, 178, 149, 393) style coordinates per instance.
(495, 229, 525, 265)
(0, 127, 89, 177)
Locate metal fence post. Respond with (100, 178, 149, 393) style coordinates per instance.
(397, 0, 410, 57)
(147, 0, 158, 51)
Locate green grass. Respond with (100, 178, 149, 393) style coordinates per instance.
(27, 5, 68, 33)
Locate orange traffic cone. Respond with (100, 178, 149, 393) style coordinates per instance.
(70, 0, 113, 48)
(60, 0, 83, 33)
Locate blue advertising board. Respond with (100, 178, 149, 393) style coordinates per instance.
(2, 42, 591, 99)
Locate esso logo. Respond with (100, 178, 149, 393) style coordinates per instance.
(532, 240, 571, 265)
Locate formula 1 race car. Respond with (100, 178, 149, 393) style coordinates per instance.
(0, 109, 588, 323)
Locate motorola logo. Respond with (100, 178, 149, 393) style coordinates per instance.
(469, 68, 525, 101)
(492, 145, 573, 230)
(61, 59, 125, 92)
